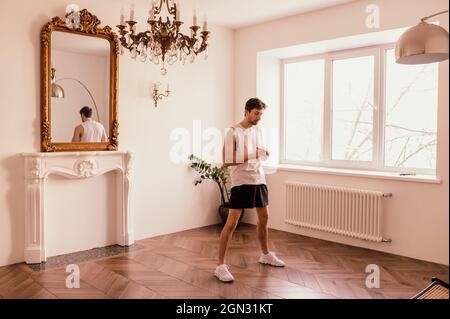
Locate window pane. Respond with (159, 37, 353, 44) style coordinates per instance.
(384, 49, 438, 170)
(284, 59, 324, 162)
(332, 55, 374, 162)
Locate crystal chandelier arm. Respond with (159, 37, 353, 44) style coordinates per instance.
(117, 20, 140, 51)
(166, 0, 176, 16)
(56, 78, 101, 123)
(154, 0, 176, 17)
(194, 31, 210, 55)
(154, 0, 164, 14)
(177, 34, 194, 55)
(179, 28, 200, 53)
(117, 25, 129, 47)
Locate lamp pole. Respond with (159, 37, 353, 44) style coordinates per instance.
(421, 10, 449, 22)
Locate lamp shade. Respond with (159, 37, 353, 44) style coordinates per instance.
(395, 22, 449, 64)
(51, 83, 65, 98)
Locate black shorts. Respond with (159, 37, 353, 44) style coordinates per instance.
(229, 184, 268, 209)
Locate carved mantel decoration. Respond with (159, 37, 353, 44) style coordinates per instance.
(22, 151, 134, 264)
(41, 9, 119, 152)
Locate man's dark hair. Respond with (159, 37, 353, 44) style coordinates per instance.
(245, 98, 266, 112)
(80, 106, 93, 118)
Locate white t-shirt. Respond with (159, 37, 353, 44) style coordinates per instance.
(80, 121, 107, 142)
(224, 123, 267, 188)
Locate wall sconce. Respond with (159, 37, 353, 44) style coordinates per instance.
(152, 82, 170, 108)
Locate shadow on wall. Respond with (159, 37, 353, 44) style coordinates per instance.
(1, 154, 25, 265)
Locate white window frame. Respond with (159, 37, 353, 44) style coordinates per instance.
(280, 43, 437, 175)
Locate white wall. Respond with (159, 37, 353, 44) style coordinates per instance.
(0, 0, 234, 266)
(235, 0, 449, 265)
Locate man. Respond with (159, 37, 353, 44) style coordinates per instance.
(72, 106, 107, 142)
(215, 97, 285, 283)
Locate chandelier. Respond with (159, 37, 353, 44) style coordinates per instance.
(116, 0, 210, 75)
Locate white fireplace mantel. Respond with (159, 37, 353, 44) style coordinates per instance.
(22, 151, 134, 264)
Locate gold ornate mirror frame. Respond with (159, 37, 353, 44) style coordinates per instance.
(41, 9, 119, 152)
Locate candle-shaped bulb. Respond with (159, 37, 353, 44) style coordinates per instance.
(193, 9, 197, 26)
(202, 16, 208, 32)
(120, 7, 125, 25)
(149, 3, 154, 20)
(130, 3, 135, 21)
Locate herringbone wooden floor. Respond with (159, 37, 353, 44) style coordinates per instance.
(0, 224, 448, 299)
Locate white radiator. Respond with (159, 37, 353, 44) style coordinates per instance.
(285, 182, 391, 242)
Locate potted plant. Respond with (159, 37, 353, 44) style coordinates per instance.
(188, 154, 244, 226)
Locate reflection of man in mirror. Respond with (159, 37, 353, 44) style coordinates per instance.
(72, 106, 107, 142)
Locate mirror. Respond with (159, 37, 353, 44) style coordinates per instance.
(51, 32, 110, 143)
(41, 9, 119, 152)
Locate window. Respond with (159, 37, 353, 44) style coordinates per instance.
(282, 44, 439, 174)
(384, 49, 438, 171)
(331, 55, 375, 162)
(284, 59, 324, 162)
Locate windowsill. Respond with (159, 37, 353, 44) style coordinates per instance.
(263, 164, 441, 184)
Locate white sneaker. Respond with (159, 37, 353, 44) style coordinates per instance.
(214, 264, 234, 282)
(259, 252, 286, 267)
